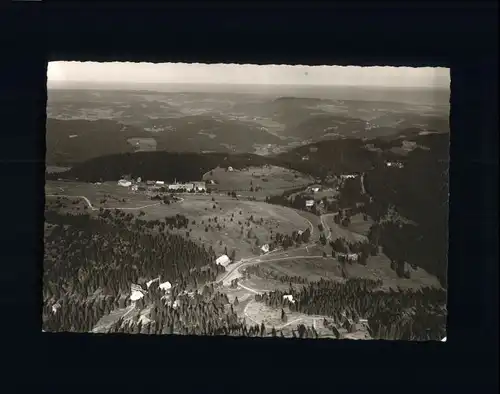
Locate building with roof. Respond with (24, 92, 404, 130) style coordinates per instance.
(260, 244, 270, 254)
(130, 283, 146, 301)
(155, 181, 165, 186)
(216, 254, 231, 267)
(159, 281, 172, 292)
(305, 200, 315, 208)
(386, 161, 404, 168)
(283, 295, 295, 303)
(51, 302, 61, 314)
(340, 174, 358, 180)
(193, 181, 207, 191)
(118, 179, 132, 187)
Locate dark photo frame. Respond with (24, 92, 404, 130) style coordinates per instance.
(2, 2, 497, 392)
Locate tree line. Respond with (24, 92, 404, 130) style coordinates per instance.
(257, 278, 447, 341)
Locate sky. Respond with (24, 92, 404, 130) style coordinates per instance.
(47, 62, 450, 89)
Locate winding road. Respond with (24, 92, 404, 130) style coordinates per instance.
(48, 191, 335, 332)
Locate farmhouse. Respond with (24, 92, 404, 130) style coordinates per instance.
(386, 161, 404, 168)
(168, 183, 195, 191)
(130, 284, 146, 301)
(51, 302, 61, 314)
(305, 200, 315, 208)
(283, 295, 295, 303)
(118, 179, 132, 187)
(130, 185, 138, 192)
(260, 244, 270, 254)
(159, 281, 172, 292)
(228, 166, 234, 172)
(192, 181, 207, 191)
(155, 181, 165, 186)
(340, 174, 358, 180)
(337, 253, 359, 262)
(216, 254, 231, 267)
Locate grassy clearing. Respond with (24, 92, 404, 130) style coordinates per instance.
(324, 215, 368, 243)
(348, 213, 373, 236)
(202, 165, 313, 193)
(45, 181, 157, 209)
(259, 258, 346, 282)
(344, 254, 442, 290)
(254, 251, 440, 290)
(127, 137, 157, 152)
(139, 196, 311, 259)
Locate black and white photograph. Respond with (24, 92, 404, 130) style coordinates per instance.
(43, 62, 450, 340)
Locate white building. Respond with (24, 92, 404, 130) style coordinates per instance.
(118, 179, 132, 187)
(168, 183, 194, 191)
(155, 181, 165, 186)
(130, 283, 146, 301)
(347, 253, 359, 262)
(311, 187, 320, 193)
(260, 244, 270, 254)
(305, 200, 315, 208)
(228, 166, 234, 172)
(192, 181, 206, 191)
(302, 155, 310, 161)
(340, 174, 358, 180)
(130, 185, 138, 192)
(283, 295, 295, 303)
(51, 302, 61, 314)
(386, 161, 404, 168)
(159, 281, 172, 292)
(130, 290, 144, 301)
(216, 254, 231, 267)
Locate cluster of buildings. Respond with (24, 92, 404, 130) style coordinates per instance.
(130, 278, 173, 302)
(385, 161, 404, 168)
(337, 252, 360, 263)
(117, 176, 207, 192)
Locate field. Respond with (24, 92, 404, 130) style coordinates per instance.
(138, 195, 312, 259)
(127, 137, 157, 151)
(323, 215, 368, 243)
(45, 180, 312, 260)
(258, 257, 346, 282)
(242, 299, 349, 338)
(202, 165, 314, 194)
(45, 181, 159, 209)
(250, 251, 441, 290)
(347, 213, 374, 236)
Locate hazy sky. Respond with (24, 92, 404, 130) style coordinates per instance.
(48, 62, 450, 88)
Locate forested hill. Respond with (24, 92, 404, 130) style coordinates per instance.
(47, 151, 282, 183)
(363, 132, 450, 285)
(276, 138, 381, 177)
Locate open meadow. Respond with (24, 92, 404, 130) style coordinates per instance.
(202, 165, 314, 194)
